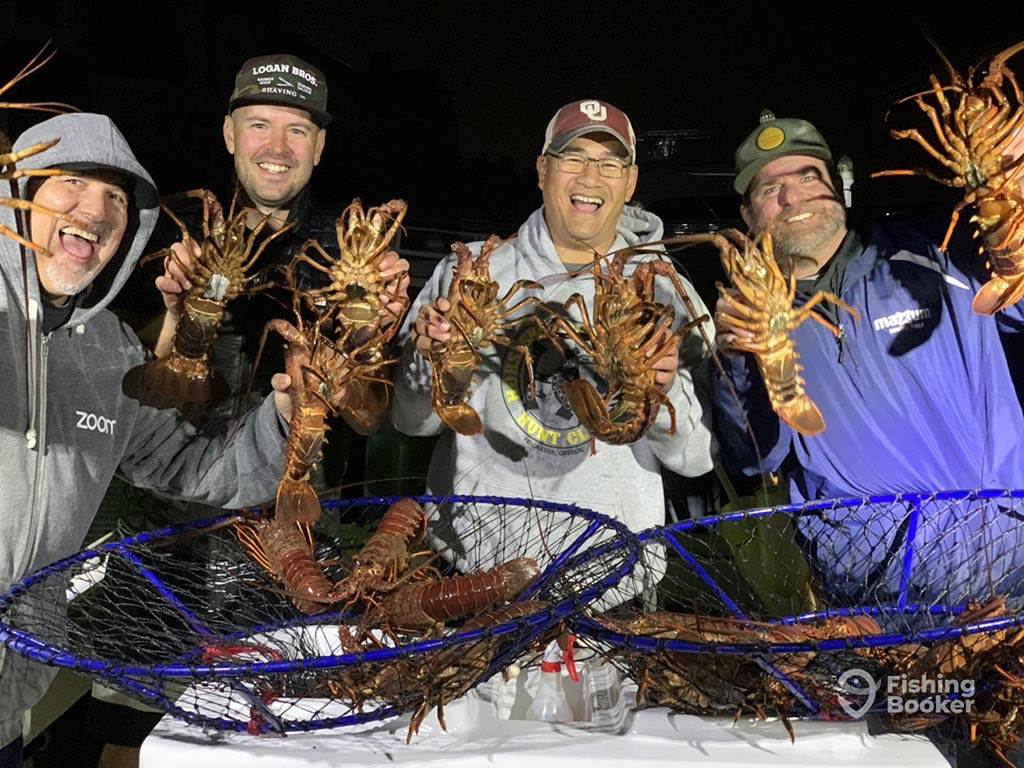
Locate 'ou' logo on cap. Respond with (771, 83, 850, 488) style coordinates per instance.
(579, 100, 608, 122)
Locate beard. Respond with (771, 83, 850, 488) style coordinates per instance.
(765, 200, 847, 269)
(42, 259, 100, 298)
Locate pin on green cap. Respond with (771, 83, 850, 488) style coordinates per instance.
(733, 110, 832, 194)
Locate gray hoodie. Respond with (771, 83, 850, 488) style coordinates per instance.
(0, 113, 286, 747)
(391, 204, 715, 570)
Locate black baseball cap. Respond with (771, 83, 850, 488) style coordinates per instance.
(228, 53, 331, 127)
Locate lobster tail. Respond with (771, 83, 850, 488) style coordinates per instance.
(122, 355, 230, 408)
(757, 352, 825, 436)
(774, 397, 826, 436)
(972, 274, 1024, 315)
(275, 478, 322, 525)
(435, 403, 483, 435)
(563, 379, 667, 447)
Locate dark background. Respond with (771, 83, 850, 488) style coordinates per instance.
(5, 1, 1024, 238)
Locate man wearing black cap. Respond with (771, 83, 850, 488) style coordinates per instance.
(712, 111, 1024, 607)
(153, 52, 405, 377)
(391, 99, 714, 576)
(219, 53, 330, 232)
(91, 53, 408, 768)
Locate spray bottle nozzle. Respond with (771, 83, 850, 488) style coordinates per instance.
(540, 639, 563, 673)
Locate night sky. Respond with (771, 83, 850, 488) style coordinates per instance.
(4, 2, 1024, 231)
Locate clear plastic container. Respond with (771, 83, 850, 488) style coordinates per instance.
(526, 640, 573, 723)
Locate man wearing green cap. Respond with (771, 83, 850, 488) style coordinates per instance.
(712, 110, 1024, 608)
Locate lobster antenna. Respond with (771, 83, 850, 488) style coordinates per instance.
(918, 19, 957, 76)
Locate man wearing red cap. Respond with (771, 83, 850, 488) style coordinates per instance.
(391, 99, 714, 573)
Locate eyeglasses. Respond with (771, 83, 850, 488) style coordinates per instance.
(546, 152, 632, 179)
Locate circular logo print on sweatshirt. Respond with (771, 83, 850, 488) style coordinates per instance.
(501, 321, 598, 454)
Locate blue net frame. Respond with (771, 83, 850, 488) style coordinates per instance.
(0, 494, 638, 735)
(571, 489, 1024, 756)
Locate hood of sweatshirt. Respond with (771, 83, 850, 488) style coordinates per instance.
(6, 112, 159, 325)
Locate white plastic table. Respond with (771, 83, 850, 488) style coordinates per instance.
(139, 689, 950, 767)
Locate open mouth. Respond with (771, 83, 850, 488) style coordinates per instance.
(571, 194, 604, 213)
(784, 211, 814, 224)
(59, 225, 99, 261)
(258, 161, 291, 174)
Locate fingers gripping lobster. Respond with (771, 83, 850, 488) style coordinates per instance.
(291, 197, 409, 358)
(871, 39, 1024, 314)
(427, 235, 550, 435)
(709, 229, 858, 435)
(290, 198, 409, 435)
(545, 249, 709, 451)
(132, 188, 291, 404)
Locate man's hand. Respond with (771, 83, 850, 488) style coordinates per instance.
(411, 297, 453, 355)
(648, 333, 678, 390)
(378, 250, 411, 328)
(714, 289, 755, 355)
(271, 372, 293, 423)
(154, 238, 197, 320)
(153, 238, 198, 358)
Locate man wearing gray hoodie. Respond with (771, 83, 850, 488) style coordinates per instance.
(0, 112, 290, 766)
(391, 99, 715, 572)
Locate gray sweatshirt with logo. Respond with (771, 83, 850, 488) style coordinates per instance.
(391, 204, 715, 570)
(0, 113, 287, 747)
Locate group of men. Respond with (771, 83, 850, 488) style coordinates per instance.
(2, 45, 1023, 768)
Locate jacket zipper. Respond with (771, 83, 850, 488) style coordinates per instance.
(836, 323, 847, 364)
(24, 335, 48, 576)
(807, 297, 848, 365)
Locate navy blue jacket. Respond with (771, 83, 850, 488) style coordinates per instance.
(713, 220, 1024, 501)
(713, 220, 1024, 604)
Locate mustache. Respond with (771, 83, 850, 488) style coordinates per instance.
(253, 152, 296, 166)
(56, 213, 115, 243)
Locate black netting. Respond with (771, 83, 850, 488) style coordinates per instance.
(0, 494, 636, 737)
(572, 490, 1024, 761)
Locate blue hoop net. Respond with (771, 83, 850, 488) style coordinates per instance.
(0, 494, 637, 736)
(572, 489, 1024, 760)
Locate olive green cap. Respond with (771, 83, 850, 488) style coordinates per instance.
(733, 110, 832, 194)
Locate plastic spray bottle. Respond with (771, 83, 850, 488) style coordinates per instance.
(526, 636, 577, 723)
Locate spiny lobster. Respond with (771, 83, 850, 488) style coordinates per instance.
(871, 39, 1024, 314)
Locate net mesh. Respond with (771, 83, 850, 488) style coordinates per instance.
(573, 490, 1024, 761)
(0, 494, 636, 736)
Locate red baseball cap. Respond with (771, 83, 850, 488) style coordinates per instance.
(541, 99, 636, 162)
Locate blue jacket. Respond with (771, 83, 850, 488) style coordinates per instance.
(712, 220, 1024, 605)
(713, 220, 1024, 501)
